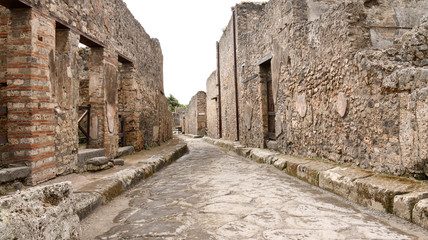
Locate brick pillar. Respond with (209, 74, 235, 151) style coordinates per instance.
(0, 7, 9, 166)
(6, 8, 56, 184)
(88, 47, 105, 149)
(103, 50, 119, 158)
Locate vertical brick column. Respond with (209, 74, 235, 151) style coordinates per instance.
(0, 7, 9, 165)
(88, 47, 105, 149)
(6, 8, 56, 184)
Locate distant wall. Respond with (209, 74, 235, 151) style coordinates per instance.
(185, 91, 207, 136)
(206, 71, 219, 138)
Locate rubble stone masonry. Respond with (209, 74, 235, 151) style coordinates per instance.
(185, 91, 207, 136)
(206, 71, 219, 138)
(209, 0, 428, 179)
(0, 0, 172, 185)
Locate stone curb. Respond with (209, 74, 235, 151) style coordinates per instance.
(202, 137, 428, 230)
(74, 143, 188, 220)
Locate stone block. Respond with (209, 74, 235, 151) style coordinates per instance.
(0, 182, 80, 239)
(87, 162, 114, 172)
(78, 148, 106, 166)
(353, 175, 422, 213)
(77, 178, 123, 204)
(0, 166, 30, 184)
(272, 155, 288, 170)
(295, 160, 336, 186)
(319, 166, 372, 194)
(284, 157, 311, 178)
(394, 191, 428, 221)
(266, 140, 278, 151)
(73, 192, 102, 220)
(249, 148, 277, 164)
(86, 157, 110, 166)
(117, 146, 135, 158)
(412, 198, 428, 229)
(112, 159, 125, 166)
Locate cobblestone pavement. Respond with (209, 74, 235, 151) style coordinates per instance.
(84, 138, 428, 239)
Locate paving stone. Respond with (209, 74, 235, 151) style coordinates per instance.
(85, 138, 428, 239)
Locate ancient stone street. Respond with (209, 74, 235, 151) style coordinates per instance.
(82, 138, 428, 239)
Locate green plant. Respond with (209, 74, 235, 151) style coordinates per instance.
(144, 144, 150, 150)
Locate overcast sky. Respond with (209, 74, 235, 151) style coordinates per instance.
(122, 0, 259, 105)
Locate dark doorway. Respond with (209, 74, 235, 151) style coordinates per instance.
(260, 60, 275, 141)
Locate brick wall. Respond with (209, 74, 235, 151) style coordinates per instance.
(0, 0, 172, 184)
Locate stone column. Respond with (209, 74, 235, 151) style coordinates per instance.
(88, 47, 105, 149)
(6, 8, 56, 184)
(54, 28, 80, 175)
(103, 50, 119, 158)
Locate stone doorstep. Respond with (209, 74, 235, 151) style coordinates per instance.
(0, 166, 31, 184)
(78, 148, 106, 165)
(117, 146, 135, 158)
(202, 137, 428, 230)
(86, 157, 110, 166)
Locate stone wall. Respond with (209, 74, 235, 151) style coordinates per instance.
(185, 91, 207, 136)
(206, 71, 219, 138)
(0, 0, 172, 184)
(210, 0, 428, 178)
(173, 107, 187, 129)
(218, 17, 238, 141)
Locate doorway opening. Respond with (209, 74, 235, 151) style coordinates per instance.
(260, 59, 276, 144)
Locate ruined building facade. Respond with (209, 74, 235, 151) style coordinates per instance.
(184, 91, 207, 136)
(0, 0, 172, 185)
(207, 0, 428, 178)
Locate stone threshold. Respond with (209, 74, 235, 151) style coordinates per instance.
(202, 136, 428, 230)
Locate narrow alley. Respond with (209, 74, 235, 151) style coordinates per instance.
(81, 137, 428, 239)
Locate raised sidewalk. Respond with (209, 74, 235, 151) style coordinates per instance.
(0, 137, 188, 239)
(202, 136, 428, 230)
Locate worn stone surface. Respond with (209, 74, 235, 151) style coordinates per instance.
(117, 146, 134, 158)
(413, 198, 428, 229)
(112, 159, 125, 166)
(205, 136, 428, 230)
(319, 166, 375, 200)
(0, 182, 81, 239)
(86, 157, 110, 166)
(394, 191, 428, 221)
(83, 138, 428, 239)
